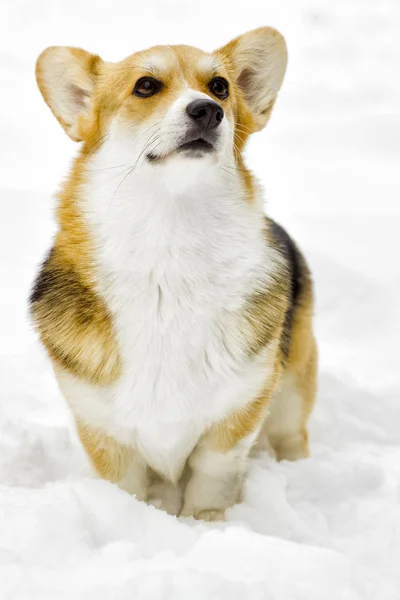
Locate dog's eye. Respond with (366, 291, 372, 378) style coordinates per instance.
(133, 77, 163, 97)
(208, 77, 229, 100)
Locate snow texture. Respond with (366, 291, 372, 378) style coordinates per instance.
(0, 1, 399, 598)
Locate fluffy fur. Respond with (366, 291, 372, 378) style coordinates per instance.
(30, 27, 317, 520)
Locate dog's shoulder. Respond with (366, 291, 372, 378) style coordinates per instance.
(265, 217, 313, 360)
(30, 245, 121, 385)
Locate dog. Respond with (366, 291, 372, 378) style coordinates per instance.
(30, 27, 317, 520)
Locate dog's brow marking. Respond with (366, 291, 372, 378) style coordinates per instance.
(138, 53, 170, 75)
(197, 55, 216, 74)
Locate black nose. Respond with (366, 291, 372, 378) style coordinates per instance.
(186, 99, 224, 130)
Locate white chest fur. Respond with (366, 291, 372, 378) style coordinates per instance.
(71, 154, 279, 481)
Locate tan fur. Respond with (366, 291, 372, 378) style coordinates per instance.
(262, 260, 317, 460)
(30, 248, 121, 385)
(77, 420, 132, 483)
(286, 271, 318, 421)
(242, 280, 289, 358)
(76, 421, 147, 498)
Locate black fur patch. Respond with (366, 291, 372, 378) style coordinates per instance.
(268, 219, 304, 360)
(30, 248, 56, 305)
(28, 246, 115, 381)
(29, 247, 95, 323)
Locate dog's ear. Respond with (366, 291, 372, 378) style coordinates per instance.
(36, 46, 102, 141)
(217, 27, 287, 131)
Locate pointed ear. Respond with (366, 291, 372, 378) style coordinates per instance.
(218, 27, 287, 131)
(36, 46, 102, 141)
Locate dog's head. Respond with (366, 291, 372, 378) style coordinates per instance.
(36, 28, 287, 175)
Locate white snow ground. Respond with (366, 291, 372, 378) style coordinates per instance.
(0, 1, 399, 598)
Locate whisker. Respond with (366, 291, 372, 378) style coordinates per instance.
(135, 121, 162, 144)
(111, 130, 162, 200)
(89, 163, 127, 172)
(234, 124, 253, 135)
(111, 165, 136, 201)
(221, 163, 247, 173)
(220, 166, 238, 178)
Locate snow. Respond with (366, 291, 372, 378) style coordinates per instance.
(1, 0, 399, 598)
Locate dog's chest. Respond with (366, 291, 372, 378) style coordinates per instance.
(84, 177, 273, 479)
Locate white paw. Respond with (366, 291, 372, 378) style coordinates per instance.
(196, 509, 226, 522)
(180, 505, 226, 521)
(147, 480, 182, 516)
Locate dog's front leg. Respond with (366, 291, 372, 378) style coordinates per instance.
(180, 392, 274, 521)
(76, 421, 148, 500)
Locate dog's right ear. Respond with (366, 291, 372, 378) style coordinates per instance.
(36, 46, 102, 142)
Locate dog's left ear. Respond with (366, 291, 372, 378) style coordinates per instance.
(217, 27, 287, 131)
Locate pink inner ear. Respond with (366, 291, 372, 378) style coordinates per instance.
(237, 68, 258, 100)
(69, 83, 90, 110)
(237, 68, 253, 88)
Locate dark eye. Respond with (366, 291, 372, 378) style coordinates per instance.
(133, 77, 163, 97)
(208, 77, 229, 100)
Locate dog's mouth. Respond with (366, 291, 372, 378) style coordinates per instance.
(176, 138, 214, 153)
(147, 137, 214, 163)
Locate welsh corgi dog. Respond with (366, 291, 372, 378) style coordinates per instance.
(30, 27, 317, 520)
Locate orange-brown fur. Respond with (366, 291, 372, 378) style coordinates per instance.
(261, 251, 317, 460)
(273, 264, 317, 458)
(76, 420, 133, 483)
(242, 280, 290, 359)
(30, 248, 121, 385)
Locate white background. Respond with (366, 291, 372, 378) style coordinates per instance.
(0, 1, 399, 598)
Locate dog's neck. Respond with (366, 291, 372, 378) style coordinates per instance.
(78, 138, 265, 280)
(56, 132, 265, 286)
(83, 132, 256, 219)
